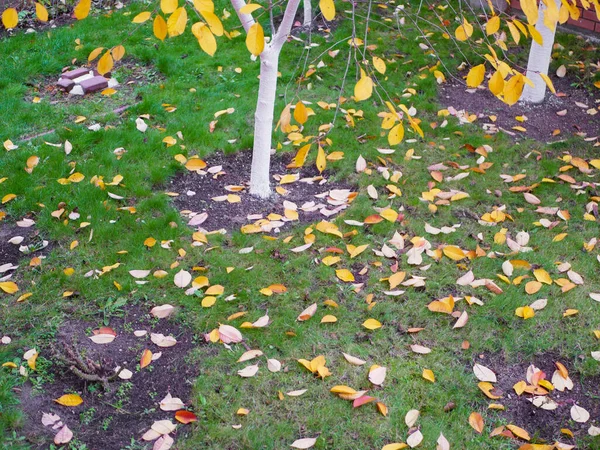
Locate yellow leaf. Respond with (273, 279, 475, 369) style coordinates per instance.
(2, 8, 18, 28)
(506, 20, 520, 44)
(98, 51, 114, 76)
(539, 73, 556, 94)
(68, 172, 85, 183)
(354, 75, 373, 101)
(132, 11, 152, 23)
(35, 3, 49, 22)
(199, 10, 223, 36)
(363, 318, 382, 330)
(55, 394, 83, 407)
(553, 233, 567, 242)
(88, 47, 104, 62)
(336, 269, 355, 282)
(388, 123, 404, 145)
(443, 246, 466, 261)
(2, 193, 16, 204)
(533, 268, 552, 285)
(504, 426, 530, 442)
(468, 411, 484, 433)
(382, 444, 408, 450)
(321, 315, 337, 323)
(246, 23, 264, 56)
(503, 73, 524, 106)
(455, 18, 473, 41)
(239, 3, 262, 14)
(520, 0, 538, 25)
(154, 15, 168, 41)
(293, 144, 311, 167)
(466, 64, 485, 88)
(488, 70, 504, 96)
(485, 15, 500, 35)
(205, 284, 224, 295)
(316, 145, 326, 173)
(161, 0, 178, 14)
(111, 45, 125, 61)
(193, 22, 217, 55)
(74, 0, 91, 20)
(372, 56, 386, 74)
(294, 101, 308, 125)
(515, 305, 535, 319)
(422, 369, 435, 382)
(167, 7, 187, 37)
(380, 208, 398, 222)
(17, 292, 32, 302)
(319, 0, 335, 21)
(0, 281, 18, 294)
(528, 23, 543, 45)
(201, 296, 216, 307)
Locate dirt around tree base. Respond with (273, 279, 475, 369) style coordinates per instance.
(168, 150, 355, 233)
(439, 77, 600, 143)
(17, 305, 201, 450)
(476, 352, 600, 445)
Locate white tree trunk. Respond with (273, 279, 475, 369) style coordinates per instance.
(249, 48, 280, 198)
(521, 0, 561, 104)
(303, 0, 312, 27)
(247, 0, 302, 197)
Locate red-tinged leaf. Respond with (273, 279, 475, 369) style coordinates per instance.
(353, 395, 376, 408)
(364, 214, 383, 224)
(175, 410, 198, 424)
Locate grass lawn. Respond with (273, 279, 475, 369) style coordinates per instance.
(1, 1, 600, 449)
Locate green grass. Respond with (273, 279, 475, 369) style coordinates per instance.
(1, 1, 600, 449)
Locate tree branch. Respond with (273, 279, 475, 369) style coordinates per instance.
(271, 0, 302, 51)
(230, 0, 256, 33)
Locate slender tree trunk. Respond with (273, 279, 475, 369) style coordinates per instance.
(521, 0, 561, 104)
(247, 0, 302, 197)
(303, 0, 312, 26)
(250, 47, 280, 198)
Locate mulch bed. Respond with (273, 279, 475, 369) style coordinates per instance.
(475, 352, 600, 444)
(439, 76, 600, 143)
(168, 150, 355, 233)
(17, 305, 200, 450)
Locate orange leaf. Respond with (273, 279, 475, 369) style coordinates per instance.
(175, 410, 198, 424)
(468, 412, 484, 433)
(140, 349, 152, 368)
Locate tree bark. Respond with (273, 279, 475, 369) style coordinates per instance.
(303, 0, 312, 27)
(521, 0, 561, 104)
(248, 0, 302, 197)
(250, 47, 280, 198)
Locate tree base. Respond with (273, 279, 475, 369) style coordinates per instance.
(249, 184, 273, 199)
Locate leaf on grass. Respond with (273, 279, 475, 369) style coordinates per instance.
(468, 412, 484, 433)
(291, 437, 317, 449)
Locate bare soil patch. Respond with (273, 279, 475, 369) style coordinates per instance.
(439, 77, 600, 143)
(0, 219, 50, 273)
(168, 150, 355, 233)
(17, 305, 201, 450)
(475, 351, 600, 444)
